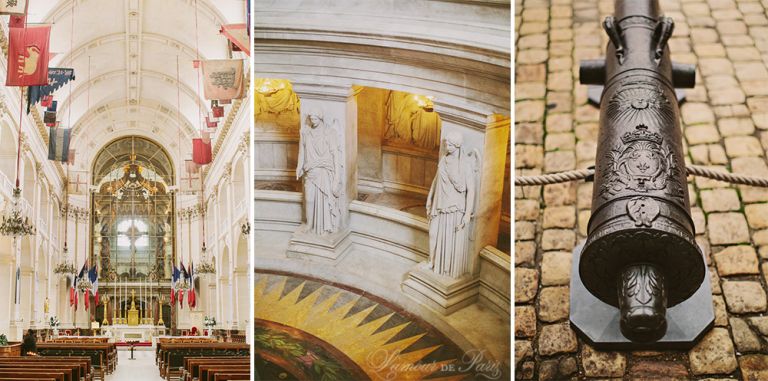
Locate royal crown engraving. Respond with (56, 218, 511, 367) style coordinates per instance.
(601, 125, 684, 201)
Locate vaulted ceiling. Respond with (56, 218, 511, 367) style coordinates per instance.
(26, 0, 247, 172)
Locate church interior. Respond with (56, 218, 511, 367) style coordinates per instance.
(254, 1, 512, 379)
(0, 1, 251, 380)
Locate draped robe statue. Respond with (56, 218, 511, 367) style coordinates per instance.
(296, 112, 343, 235)
(426, 132, 477, 278)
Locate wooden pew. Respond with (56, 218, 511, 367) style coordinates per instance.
(0, 370, 65, 381)
(156, 343, 248, 381)
(3, 356, 94, 381)
(212, 373, 250, 381)
(199, 364, 249, 381)
(0, 363, 78, 381)
(183, 358, 248, 381)
(0, 357, 90, 379)
(37, 343, 115, 380)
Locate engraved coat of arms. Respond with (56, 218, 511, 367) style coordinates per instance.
(601, 125, 682, 200)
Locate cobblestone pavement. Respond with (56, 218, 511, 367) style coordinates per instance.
(515, 0, 768, 379)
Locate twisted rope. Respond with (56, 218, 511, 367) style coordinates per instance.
(515, 165, 768, 187)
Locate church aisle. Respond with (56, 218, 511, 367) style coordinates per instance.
(107, 349, 163, 381)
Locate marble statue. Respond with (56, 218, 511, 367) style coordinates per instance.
(296, 111, 343, 235)
(384, 91, 442, 150)
(426, 132, 479, 278)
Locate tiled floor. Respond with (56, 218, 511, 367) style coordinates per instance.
(254, 272, 499, 380)
(515, 0, 768, 379)
(107, 348, 163, 381)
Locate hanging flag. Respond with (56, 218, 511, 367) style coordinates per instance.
(205, 116, 218, 128)
(41, 95, 53, 107)
(188, 262, 196, 309)
(170, 264, 179, 306)
(9, 14, 25, 28)
(178, 261, 187, 309)
(220, 24, 250, 56)
(67, 149, 76, 165)
(0, 0, 27, 15)
(201, 59, 245, 100)
(44, 100, 57, 125)
(6, 25, 51, 86)
(89, 265, 99, 306)
(76, 261, 87, 310)
(69, 274, 76, 307)
(27, 68, 75, 114)
(211, 100, 224, 118)
(48, 127, 71, 162)
(185, 159, 200, 174)
(192, 138, 212, 165)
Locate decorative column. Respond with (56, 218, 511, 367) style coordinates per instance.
(287, 84, 359, 259)
(403, 113, 510, 315)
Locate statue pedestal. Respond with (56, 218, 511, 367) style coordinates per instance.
(287, 227, 352, 260)
(402, 262, 480, 315)
(570, 242, 714, 350)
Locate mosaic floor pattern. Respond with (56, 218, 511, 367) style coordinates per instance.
(255, 272, 491, 381)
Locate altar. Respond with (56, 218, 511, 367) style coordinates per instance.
(104, 324, 167, 342)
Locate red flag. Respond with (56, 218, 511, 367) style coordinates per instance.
(205, 116, 218, 128)
(69, 285, 75, 307)
(178, 289, 185, 309)
(9, 14, 25, 29)
(84, 291, 89, 310)
(220, 24, 249, 56)
(7, 25, 51, 86)
(188, 289, 195, 309)
(170, 287, 175, 306)
(192, 138, 212, 165)
(41, 95, 53, 107)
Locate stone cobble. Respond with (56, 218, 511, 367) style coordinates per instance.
(515, 0, 768, 379)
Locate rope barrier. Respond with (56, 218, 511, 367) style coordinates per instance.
(515, 165, 768, 188)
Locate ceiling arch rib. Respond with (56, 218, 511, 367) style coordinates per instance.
(72, 98, 196, 139)
(55, 69, 207, 134)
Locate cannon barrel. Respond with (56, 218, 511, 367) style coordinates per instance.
(578, 0, 705, 342)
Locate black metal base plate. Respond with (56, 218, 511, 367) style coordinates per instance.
(570, 242, 714, 350)
(587, 85, 687, 106)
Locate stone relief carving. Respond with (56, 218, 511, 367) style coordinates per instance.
(617, 263, 667, 341)
(606, 80, 674, 129)
(62, 204, 89, 222)
(425, 132, 480, 278)
(600, 125, 684, 202)
(384, 91, 441, 150)
(254, 79, 301, 132)
(296, 110, 343, 235)
(626, 196, 659, 227)
(238, 131, 249, 155)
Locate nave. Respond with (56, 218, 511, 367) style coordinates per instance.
(0, 0, 251, 380)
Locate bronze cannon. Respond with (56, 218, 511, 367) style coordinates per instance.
(570, 0, 713, 348)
